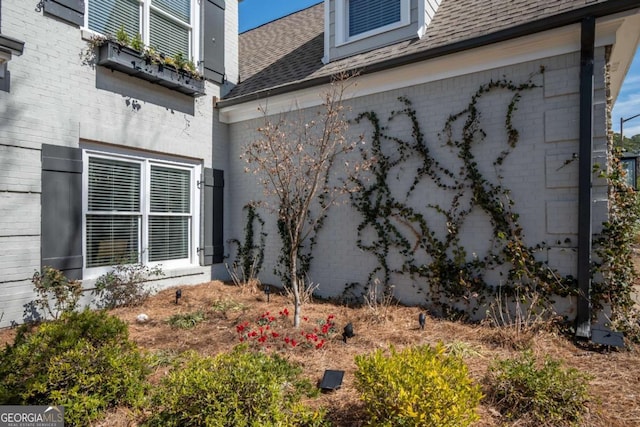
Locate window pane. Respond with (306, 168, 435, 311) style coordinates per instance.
(153, 0, 191, 23)
(149, 216, 190, 261)
(150, 165, 190, 213)
(89, 157, 141, 212)
(88, 0, 140, 38)
(86, 215, 140, 267)
(349, 0, 401, 37)
(150, 9, 190, 57)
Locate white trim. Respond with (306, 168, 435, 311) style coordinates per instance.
(418, 0, 441, 39)
(322, 0, 331, 64)
(219, 19, 621, 124)
(335, 0, 410, 46)
(82, 148, 201, 279)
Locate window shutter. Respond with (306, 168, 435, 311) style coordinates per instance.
(202, 168, 224, 265)
(202, 0, 225, 84)
(43, 0, 85, 27)
(41, 144, 83, 280)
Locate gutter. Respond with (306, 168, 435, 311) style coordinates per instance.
(575, 17, 596, 339)
(0, 34, 25, 56)
(217, 0, 639, 108)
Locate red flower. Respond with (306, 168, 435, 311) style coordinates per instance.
(328, 314, 335, 320)
(258, 335, 267, 343)
(316, 340, 325, 349)
(284, 337, 290, 344)
(271, 332, 279, 338)
(291, 339, 298, 347)
(303, 316, 309, 322)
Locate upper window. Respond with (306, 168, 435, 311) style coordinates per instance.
(84, 151, 199, 274)
(87, 0, 196, 60)
(336, 0, 409, 45)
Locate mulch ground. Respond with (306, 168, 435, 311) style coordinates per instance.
(1, 280, 639, 426)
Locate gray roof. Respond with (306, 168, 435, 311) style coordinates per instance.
(222, 0, 630, 104)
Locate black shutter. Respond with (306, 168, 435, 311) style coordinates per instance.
(202, 168, 224, 265)
(43, 0, 85, 27)
(202, 0, 225, 84)
(41, 144, 83, 280)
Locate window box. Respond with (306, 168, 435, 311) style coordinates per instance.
(96, 40, 205, 97)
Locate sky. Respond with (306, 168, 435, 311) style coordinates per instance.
(238, 1, 640, 138)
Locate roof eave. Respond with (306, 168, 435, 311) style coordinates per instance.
(217, 0, 640, 109)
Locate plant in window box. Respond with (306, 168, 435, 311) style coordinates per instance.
(86, 27, 205, 96)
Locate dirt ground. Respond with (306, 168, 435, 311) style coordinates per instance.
(3, 279, 639, 427)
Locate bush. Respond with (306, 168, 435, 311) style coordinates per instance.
(166, 310, 206, 329)
(0, 310, 149, 426)
(354, 343, 482, 427)
(144, 346, 327, 426)
(484, 350, 591, 426)
(31, 266, 82, 319)
(92, 258, 163, 308)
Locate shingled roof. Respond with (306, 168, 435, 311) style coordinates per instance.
(221, 0, 634, 105)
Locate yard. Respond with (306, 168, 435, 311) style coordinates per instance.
(1, 279, 635, 426)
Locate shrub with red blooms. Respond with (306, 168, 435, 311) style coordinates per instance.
(236, 309, 336, 350)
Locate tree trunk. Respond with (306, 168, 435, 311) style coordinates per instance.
(290, 251, 301, 327)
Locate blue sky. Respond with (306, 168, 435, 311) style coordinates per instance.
(239, 1, 640, 137)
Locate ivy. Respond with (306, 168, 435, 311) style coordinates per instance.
(228, 204, 266, 280)
(349, 70, 577, 318)
(591, 49, 640, 341)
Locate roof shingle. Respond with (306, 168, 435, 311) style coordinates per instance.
(224, 0, 613, 102)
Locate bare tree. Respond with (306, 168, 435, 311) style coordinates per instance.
(242, 74, 367, 327)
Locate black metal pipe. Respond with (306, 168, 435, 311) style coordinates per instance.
(575, 16, 595, 339)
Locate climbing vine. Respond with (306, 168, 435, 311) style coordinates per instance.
(349, 70, 577, 318)
(591, 49, 640, 341)
(227, 203, 267, 281)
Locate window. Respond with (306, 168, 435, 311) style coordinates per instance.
(348, 0, 400, 37)
(336, 0, 409, 45)
(87, 0, 197, 60)
(84, 151, 199, 273)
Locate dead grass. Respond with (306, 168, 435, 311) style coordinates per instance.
(1, 281, 639, 426)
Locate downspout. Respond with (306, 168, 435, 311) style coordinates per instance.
(575, 16, 595, 339)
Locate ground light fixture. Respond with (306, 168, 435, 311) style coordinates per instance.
(418, 312, 426, 330)
(264, 283, 271, 302)
(175, 289, 182, 304)
(342, 322, 355, 343)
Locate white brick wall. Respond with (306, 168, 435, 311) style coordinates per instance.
(0, 0, 239, 327)
(223, 49, 611, 315)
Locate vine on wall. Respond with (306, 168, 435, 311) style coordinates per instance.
(349, 70, 577, 318)
(227, 204, 267, 282)
(591, 48, 640, 341)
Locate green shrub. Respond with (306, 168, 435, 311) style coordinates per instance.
(354, 343, 482, 427)
(144, 346, 327, 427)
(31, 266, 82, 319)
(484, 350, 591, 426)
(166, 310, 206, 329)
(0, 310, 149, 426)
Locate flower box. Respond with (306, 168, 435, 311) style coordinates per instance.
(96, 41, 205, 97)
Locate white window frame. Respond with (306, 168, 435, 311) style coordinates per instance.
(84, 0, 201, 63)
(335, 0, 410, 46)
(82, 149, 201, 278)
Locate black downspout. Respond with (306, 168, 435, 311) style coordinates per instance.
(575, 16, 595, 339)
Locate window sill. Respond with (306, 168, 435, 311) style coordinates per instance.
(96, 41, 205, 97)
